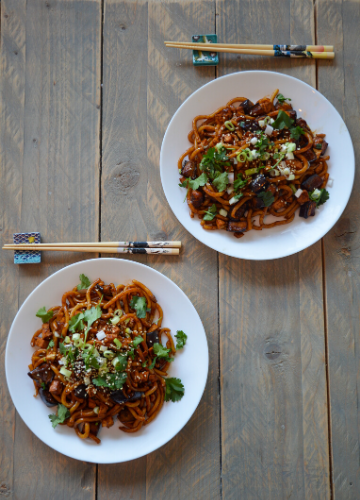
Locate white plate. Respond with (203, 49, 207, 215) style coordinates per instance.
(160, 71, 355, 260)
(6, 259, 208, 463)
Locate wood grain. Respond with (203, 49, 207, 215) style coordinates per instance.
(216, 0, 330, 498)
(317, 0, 360, 497)
(0, 0, 101, 498)
(98, 1, 220, 499)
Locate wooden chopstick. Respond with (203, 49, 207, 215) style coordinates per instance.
(3, 245, 179, 255)
(3, 240, 181, 248)
(165, 41, 334, 52)
(165, 43, 335, 59)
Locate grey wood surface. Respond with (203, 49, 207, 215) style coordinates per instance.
(0, 0, 358, 499)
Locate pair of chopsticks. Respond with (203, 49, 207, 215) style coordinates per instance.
(3, 241, 181, 256)
(165, 41, 335, 59)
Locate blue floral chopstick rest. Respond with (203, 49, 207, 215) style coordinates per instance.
(13, 232, 41, 264)
(192, 34, 219, 66)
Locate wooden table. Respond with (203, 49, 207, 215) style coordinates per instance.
(0, 1, 358, 499)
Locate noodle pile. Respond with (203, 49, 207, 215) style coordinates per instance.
(28, 276, 186, 443)
(178, 89, 330, 238)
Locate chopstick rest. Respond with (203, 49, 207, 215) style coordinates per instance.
(192, 34, 219, 66)
(13, 232, 41, 264)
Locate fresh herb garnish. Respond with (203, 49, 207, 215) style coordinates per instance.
(203, 204, 217, 221)
(130, 296, 148, 319)
(175, 330, 187, 349)
(114, 355, 128, 372)
(133, 335, 144, 348)
(153, 343, 172, 359)
(49, 404, 70, 428)
(92, 373, 128, 391)
(164, 378, 185, 402)
(309, 188, 329, 207)
(41, 382, 46, 390)
(272, 110, 294, 130)
(290, 126, 305, 141)
(149, 357, 157, 369)
(258, 191, 275, 207)
(47, 340, 54, 350)
(254, 132, 272, 157)
(212, 171, 229, 192)
(199, 146, 230, 179)
(276, 93, 291, 104)
(233, 173, 247, 191)
(76, 274, 91, 290)
(68, 313, 85, 333)
(36, 307, 54, 323)
(179, 172, 208, 191)
(315, 143, 322, 150)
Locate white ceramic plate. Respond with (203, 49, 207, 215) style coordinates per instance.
(6, 259, 208, 463)
(160, 71, 355, 260)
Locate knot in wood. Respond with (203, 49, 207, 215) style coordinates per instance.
(264, 343, 281, 360)
(108, 162, 140, 195)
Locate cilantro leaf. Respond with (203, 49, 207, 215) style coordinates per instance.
(234, 174, 247, 191)
(315, 143, 322, 150)
(290, 126, 305, 141)
(92, 373, 128, 391)
(83, 304, 102, 327)
(254, 132, 271, 156)
(153, 343, 172, 358)
(276, 93, 291, 104)
(59, 342, 66, 356)
(190, 172, 208, 190)
(272, 110, 294, 130)
(258, 191, 275, 207)
(77, 274, 91, 290)
(203, 204, 217, 221)
(200, 146, 230, 179)
(36, 307, 54, 323)
(149, 357, 157, 369)
(47, 340, 54, 350)
(175, 330, 187, 349)
(68, 312, 85, 333)
(164, 378, 185, 402)
(133, 335, 144, 348)
(310, 188, 329, 207)
(48, 404, 70, 428)
(130, 296, 147, 319)
(114, 355, 128, 372)
(127, 347, 135, 360)
(212, 171, 229, 192)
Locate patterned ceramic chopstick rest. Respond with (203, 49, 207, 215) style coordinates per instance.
(13, 232, 41, 264)
(192, 34, 219, 66)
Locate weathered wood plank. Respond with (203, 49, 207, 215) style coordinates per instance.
(0, 0, 101, 498)
(317, 1, 360, 497)
(216, 0, 330, 498)
(98, 1, 220, 499)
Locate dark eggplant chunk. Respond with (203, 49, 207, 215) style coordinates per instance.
(299, 201, 316, 219)
(146, 330, 159, 348)
(248, 103, 263, 116)
(301, 174, 323, 192)
(302, 148, 317, 163)
(241, 99, 254, 114)
(288, 110, 297, 121)
(250, 174, 267, 193)
(249, 99, 273, 117)
(296, 118, 309, 130)
(89, 422, 101, 436)
(74, 384, 88, 399)
(239, 119, 260, 133)
(110, 390, 143, 405)
(321, 140, 328, 156)
(28, 364, 54, 386)
(181, 160, 195, 178)
(252, 197, 265, 209)
(38, 388, 57, 407)
(230, 203, 247, 220)
(227, 220, 247, 232)
(190, 190, 204, 209)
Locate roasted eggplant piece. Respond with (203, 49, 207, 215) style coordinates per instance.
(302, 148, 317, 163)
(250, 174, 267, 193)
(227, 220, 247, 232)
(301, 174, 323, 192)
(181, 160, 195, 178)
(28, 364, 54, 386)
(146, 330, 159, 348)
(252, 197, 265, 209)
(190, 190, 204, 208)
(74, 384, 88, 399)
(299, 201, 316, 219)
(321, 140, 328, 156)
(38, 388, 57, 407)
(239, 119, 260, 133)
(241, 99, 254, 114)
(249, 99, 273, 116)
(110, 390, 143, 405)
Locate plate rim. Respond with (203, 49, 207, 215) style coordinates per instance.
(5, 258, 209, 463)
(160, 70, 355, 260)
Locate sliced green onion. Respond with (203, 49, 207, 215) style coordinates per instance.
(104, 350, 116, 359)
(289, 184, 297, 194)
(64, 336, 71, 344)
(125, 327, 131, 334)
(224, 120, 235, 131)
(93, 406, 99, 415)
(114, 338, 122, 349)
(215, 142, 224, 151)
(245, 167, 258, 176)
(114, 309, 123, 317)
(60, 366, 72, 378)
(99, 345, 107, 352)
(237, 151, 247, 163)
(110, 316, 120, 325)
